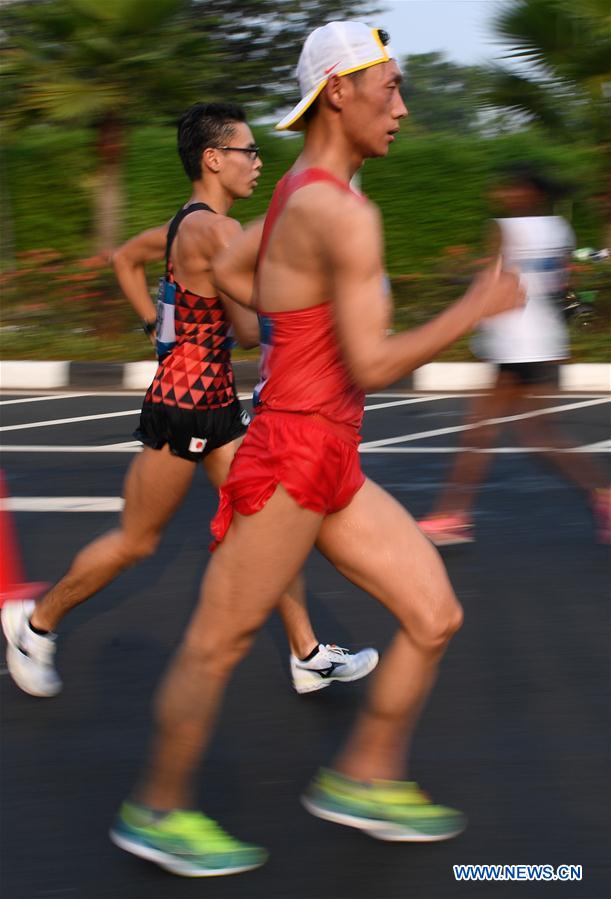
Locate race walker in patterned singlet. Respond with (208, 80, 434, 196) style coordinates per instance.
(135, 203, 250, 461)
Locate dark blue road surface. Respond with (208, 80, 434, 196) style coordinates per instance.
(1, 391, 609, 899)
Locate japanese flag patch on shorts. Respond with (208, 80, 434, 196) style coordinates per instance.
(188, 436, 208, 454)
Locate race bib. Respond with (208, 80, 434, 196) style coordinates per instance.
(253, 314, 274, 407)
(155, 277, 177, 359)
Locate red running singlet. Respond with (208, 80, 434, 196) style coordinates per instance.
(253, 168, 365, 431)
(210, 168, 367, 548)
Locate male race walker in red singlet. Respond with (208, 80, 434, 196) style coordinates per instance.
(1, 102, 377, 699)
(110, 23, 523, 877)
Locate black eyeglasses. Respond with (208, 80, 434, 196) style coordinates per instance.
(216, 146, 261, 160)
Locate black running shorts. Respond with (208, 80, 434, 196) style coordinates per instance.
(134, 398, 250, 462)
(498, 362, 560, 387)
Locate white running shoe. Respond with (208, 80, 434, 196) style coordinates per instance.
(1, 599, 62, 697)
(290, 644, 379, 695)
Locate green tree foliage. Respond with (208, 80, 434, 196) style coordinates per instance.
(1, 0, 218, 253)
(3, 126, 608, 362)
(187, 0, 382, 109)
(484, 0, 610, 242)
(0, 0, 380, 254)
(400, 52, 488, 135)
(4, 125, 605, 266)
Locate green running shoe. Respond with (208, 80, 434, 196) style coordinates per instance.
(302, 768, 466, 842)
(110, 801, 268, 877)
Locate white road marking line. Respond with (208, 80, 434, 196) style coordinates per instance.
(0, 393, 90, 406)
(1, 388, 607, 398)
(4, 497, 125, 512)
(364, 395, 450, 412)
(361, 445, 611, 454)
(1, 395, 607, 454)
(538, 394, 609, 399)
(1, 390, 145, 398)
(367, 392, 421, 398)
(572, 438, 611, 452)
(360, 397, 610, 449)
(2, 390, 253, 400)
(367, 393, 608, 400)
(0, 444, 142, 453)
(0, 395, 457, 432)
(3, 443, 608, 458)
(0, 409, 140, 432)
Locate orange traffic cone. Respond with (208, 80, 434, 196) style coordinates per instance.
(0, 471, 48, 608)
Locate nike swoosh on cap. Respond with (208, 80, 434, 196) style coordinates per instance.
(324, 61, 341, 75)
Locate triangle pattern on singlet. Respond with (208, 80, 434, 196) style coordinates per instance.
(144, 279, 237, 411)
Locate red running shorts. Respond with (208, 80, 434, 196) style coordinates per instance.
(210, 410, 365, 549)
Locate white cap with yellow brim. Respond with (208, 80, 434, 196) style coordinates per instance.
(275, 21, 396, 132)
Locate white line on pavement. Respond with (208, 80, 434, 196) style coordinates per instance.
(0, 409, 140, 432)
(3, 442, 609, 457)
(0, 444, 142, 453)
(360, 397, 610, 449)
(364, 395, 450, 412)
(573, 438, 611, 452)
(0, 393, 90, 406)
(0, 393, 475, 432)
(4, 497, 125, 512)
(361, 445, 611, 454)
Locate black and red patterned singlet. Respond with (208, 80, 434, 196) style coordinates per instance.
(145, 266, 237, 412)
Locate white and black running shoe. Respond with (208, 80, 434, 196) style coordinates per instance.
(290, 643, 378, 694)
(1, 599, 61, 697)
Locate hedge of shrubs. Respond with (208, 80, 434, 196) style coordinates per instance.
(1, 124, 608, 361)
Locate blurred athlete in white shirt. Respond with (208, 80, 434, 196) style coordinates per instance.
(420, 165, 610, 546)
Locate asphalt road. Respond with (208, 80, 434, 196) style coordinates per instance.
(1, 390, 609, 899)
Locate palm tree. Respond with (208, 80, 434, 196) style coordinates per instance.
(1, 0, 217, 253)
(1, 0, 380, 255)
(484, 0, 610, 238)
(485, 0, 610, 142)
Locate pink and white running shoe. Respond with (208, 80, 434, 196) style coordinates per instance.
(418, 513, 474, 547)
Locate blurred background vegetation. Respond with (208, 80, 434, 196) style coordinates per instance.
(1, 0, 609, 361)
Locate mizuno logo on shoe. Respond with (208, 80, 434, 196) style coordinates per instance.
(312, 662, 341, 679)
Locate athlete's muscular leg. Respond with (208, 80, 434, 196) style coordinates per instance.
(316, 479, 463, 782)
(201, 437, 243, 489)
(136, 486, 322, 810)
(513, 384, 607, 492)
(274, 574, 318, 656)
(31, 446, 195, 632)
(204, 438, 318, 657)
(429, 372, 521, 516)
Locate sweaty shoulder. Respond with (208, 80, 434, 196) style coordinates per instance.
(284, 180, 380, 237)
(180, 210, 241, 253)
(211, 214, 242, 248)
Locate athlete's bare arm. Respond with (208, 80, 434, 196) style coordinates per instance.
(327, 195, 523, 391)
(112, 225, 169, 325)
(212, 218, 260, 346)
(212, 218, 265, 309)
